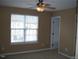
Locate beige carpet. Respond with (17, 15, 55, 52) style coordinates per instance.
(5, 49, 69, 59)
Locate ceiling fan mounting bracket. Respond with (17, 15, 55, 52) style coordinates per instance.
(39, 0, 43, 3)
(37, 0, 45, 7)
(37, 3, 45, 7)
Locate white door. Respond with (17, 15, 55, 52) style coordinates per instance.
(50, 16, 60, 49)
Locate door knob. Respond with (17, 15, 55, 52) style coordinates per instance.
(52, 33, 54, 35)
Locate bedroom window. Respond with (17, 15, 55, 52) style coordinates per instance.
(11, 14, 38, 44)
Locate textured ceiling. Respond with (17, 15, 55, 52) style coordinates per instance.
(0, 0, 77, 11)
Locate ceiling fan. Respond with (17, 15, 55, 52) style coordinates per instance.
(30, 0, 56, 12)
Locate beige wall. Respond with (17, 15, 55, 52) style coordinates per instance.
(0, 6, 52, 53)
(53, 8, 77, 56)
(0, 6, 77, 57)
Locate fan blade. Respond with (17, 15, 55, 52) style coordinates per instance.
(44, 3, 50, 7)
(28, 6, 36, 9)
(46, 7, 56, 9)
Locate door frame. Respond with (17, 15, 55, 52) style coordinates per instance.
(50, 16, 61, 52)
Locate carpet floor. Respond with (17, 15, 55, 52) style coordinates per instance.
(5, 49, 69, 59)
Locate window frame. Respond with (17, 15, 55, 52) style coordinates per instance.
(10, 14, 39, 45)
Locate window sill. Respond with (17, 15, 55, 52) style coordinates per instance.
(11, 41, 38, 45)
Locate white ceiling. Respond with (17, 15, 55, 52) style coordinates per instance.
(0, 0, 77, 11)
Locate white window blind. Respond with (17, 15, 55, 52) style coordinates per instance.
(11, 14, 38, 44)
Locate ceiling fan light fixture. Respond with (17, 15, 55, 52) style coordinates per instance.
(36, 2, 45, 12)
(36, 6, 45, 12)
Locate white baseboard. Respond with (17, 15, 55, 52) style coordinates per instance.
(0, 48, 53, 57)
(58, 52, 75, 59)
